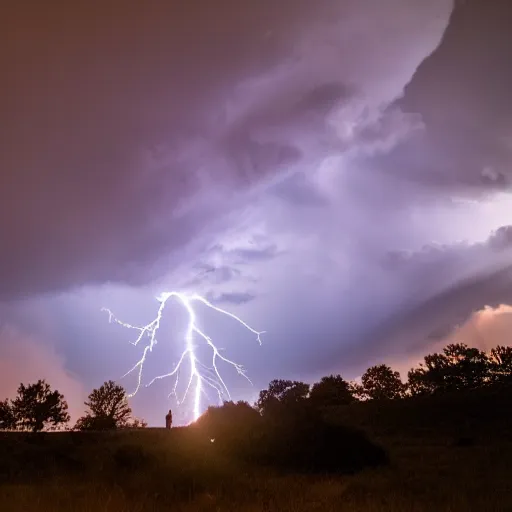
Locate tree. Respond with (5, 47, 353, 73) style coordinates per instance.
(359, 365, 407, 400)
(74, 414, 118, 431)
(195, 401, 261, 441)
(408, 343, 489, 396)
(407, 366, 434, 396)
(11, 380, 70, 432)
(443, 343, 489, 388)
(256, 379, 310, 416)
(309, 374, 357, 407)
(0, 399, 15, 430)
(128, 417, 148, 429)
(75, 380, 132, 430)
(488, 345, 512, 383)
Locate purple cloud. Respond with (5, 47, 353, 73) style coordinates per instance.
(3, 1, 512, 425)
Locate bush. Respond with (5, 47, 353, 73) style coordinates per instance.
(195, 401, 388, 474)
(194, 401, 262, 452)
(75, 414, 117, 431)
(255, 408, 388, 473)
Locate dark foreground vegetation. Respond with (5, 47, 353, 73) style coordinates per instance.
(0, 384, 511, 511)
(1, 342, 511, 510)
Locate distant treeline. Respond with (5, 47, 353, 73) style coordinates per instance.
(0, 342, 510, 433)
(253, 343, 512, 415)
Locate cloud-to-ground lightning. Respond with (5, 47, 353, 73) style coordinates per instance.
(102, 292, 265, 421)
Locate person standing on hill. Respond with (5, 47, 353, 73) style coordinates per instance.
(165, 409, 172, 429)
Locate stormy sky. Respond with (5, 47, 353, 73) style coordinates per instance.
(1, 0, 511, 425)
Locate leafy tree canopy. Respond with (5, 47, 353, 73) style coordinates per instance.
(75, 380, 133, 430)
(359, 365, 407, 400)
(11, 380, 70, 432)
(256, 379, 310, 416)
(0, 399, 15, 430)
(488, 345, 512, 383)
(408, 343, 489, 396)
(309, 374, 356, 407)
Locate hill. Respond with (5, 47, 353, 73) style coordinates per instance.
(0, 386, 511, 511)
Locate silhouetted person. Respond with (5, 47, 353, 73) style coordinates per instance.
(165, 409, 172, 429)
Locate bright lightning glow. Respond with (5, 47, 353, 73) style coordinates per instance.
(102, 292, 264, 421)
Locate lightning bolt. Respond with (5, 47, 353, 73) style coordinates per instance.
(102, 292, 264, 421)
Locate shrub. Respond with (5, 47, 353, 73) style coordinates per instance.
(195, 401, 388, 474)
(255, 408, 389, 473)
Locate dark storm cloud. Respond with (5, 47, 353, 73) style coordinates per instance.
(271, 172, 328, 207)
(280, 211, 512, 381)
(294, 0, 512, 374)
(296, 82, 354, 115)
(345, 226, 512, 367)
(0, 0, 459, 302)
(206, 292, 256, 306)
(189, 266, 242, 286)
(383, 224, 512, 274)
(488, 226, 512, 251)
(3, 0, 377, 298)
(359, 0, 512, 197)
(229, 245, 281, 264)
(223, 139, 302, 186)
(372, 263, 512, 356)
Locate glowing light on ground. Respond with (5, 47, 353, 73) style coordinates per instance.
(102, 292, 264, 421)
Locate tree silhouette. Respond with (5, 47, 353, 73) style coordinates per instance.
(408, 343, 489, 395)
(11, 380, 70, 432)
(75, 380, 132, 430)
(309, 374, 356, 407)
(195, 401, 261, 446)
(359, 365, 407, 400)
(130, 418, 148, 428)
(488, 345, 512, 383)
(444, 343, 489, 388)
(407, 365, 434, 396)
(256, 379, 310, 416)
(198, 400, 260, 428)
(0, 399, 15, 430)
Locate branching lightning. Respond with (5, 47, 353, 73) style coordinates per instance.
(102, 292, 264, 421)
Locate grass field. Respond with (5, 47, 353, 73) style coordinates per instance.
(1, 387, 511, 511)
